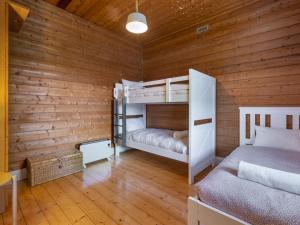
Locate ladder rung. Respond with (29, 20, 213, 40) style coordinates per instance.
(114, 135, 123, 139)
(116, 114, 143, 119)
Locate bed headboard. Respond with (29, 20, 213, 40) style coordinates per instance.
(239, 107, 300, 145)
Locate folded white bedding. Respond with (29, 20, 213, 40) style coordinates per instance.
(173, 130, 188, 139)
(127, 128, 188, 154)
(238, 161, 300, 195)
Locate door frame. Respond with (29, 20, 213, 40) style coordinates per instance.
(0, 0, 9, 173)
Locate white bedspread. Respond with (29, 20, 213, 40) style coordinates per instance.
(127, 128, 188, 154)
(196, 146, 300, 225)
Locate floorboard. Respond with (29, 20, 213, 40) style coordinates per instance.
(0, 149, 212, 225)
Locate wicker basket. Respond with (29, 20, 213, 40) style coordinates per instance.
(27, 151, 83, 186)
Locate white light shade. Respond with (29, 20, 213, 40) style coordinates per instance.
(126, 12, 148, 34)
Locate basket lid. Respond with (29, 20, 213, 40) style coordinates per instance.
(27, 150, 80, 163)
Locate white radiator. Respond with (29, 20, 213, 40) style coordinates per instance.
(79, 139, 113, 166)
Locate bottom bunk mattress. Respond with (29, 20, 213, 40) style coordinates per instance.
(195, 145, 300, 225)
(127, 128, 188, 154)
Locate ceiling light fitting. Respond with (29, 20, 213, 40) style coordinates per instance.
(126, 0, 148, 34)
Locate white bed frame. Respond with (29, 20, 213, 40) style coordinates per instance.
(188, 106, 300, 225)
(114, 69, 216, 184)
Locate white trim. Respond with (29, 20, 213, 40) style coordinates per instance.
(239, 107, 300, 114)
(10, 168, 27, 181)
(142, 75, 189, 87)
(166, 78, 171, 102)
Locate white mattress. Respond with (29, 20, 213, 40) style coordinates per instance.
(127, 128, 188, 155)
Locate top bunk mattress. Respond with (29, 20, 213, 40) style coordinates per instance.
(195, 145, 300, 225)
(127, 128, 188, 155)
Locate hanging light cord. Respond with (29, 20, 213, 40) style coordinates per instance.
(136, 0, 139, 12)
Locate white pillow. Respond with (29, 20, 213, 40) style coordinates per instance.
(173, 130, 188, 139)
(122, 79, 143, 89)
(238, 161, 300, 195)
(253, 126, 300, 152)
(126, 118, 145, 132)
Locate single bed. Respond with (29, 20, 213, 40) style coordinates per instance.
(195, 145, 300, 225)
(188, 107, 300, 225)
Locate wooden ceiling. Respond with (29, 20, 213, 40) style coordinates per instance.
(47, 0, 256, 44)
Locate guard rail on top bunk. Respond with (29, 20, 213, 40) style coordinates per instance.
(123, 75, 189, 104)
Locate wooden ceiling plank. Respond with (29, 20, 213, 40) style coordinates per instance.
(46, 0, 295, 44)
(57, 0, 72, 9)
(65, 0, 82, 13)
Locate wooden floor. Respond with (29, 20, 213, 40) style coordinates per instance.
(0, 150, 211, 225)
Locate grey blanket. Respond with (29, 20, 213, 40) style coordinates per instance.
(195, 145, 300, 225)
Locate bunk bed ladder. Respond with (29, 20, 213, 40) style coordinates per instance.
(113, 99, 120, 145)
(122, 97, 127, 146)
(113, 98, 127, 146)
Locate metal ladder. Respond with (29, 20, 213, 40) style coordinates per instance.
(113, 97, 127, 146)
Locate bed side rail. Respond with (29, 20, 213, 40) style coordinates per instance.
(188, 197, 250, 225)
(123, 75, 189, 103)
(142, 75, 189, 87)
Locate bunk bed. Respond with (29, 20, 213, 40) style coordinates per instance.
(113, 69, 216, 184)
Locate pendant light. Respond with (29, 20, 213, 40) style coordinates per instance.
(126, 0, 148, 34)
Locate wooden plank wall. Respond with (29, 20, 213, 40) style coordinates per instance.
(144, 0, 300, 157)
(147, 104, 189, 131)
(9, 0, 142, 170)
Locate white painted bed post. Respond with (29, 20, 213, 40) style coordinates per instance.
(188, 69, 216, 184)
(166, 78, 171, 102)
